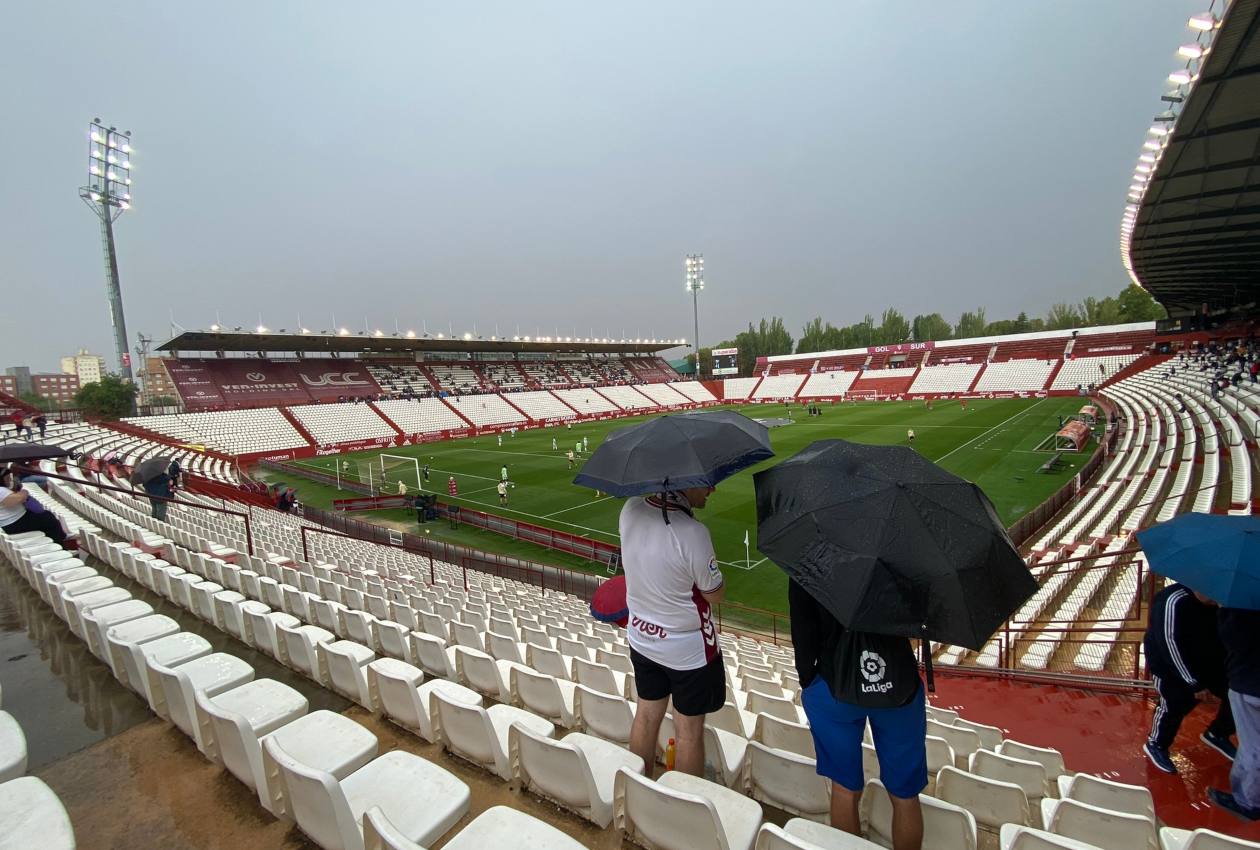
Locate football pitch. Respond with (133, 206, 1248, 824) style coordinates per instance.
(269, 397, 1093, 612)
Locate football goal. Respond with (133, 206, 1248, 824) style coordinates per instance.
(380, 454, 421, 491)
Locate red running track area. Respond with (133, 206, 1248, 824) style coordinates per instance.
(927, 672, 1260, 840)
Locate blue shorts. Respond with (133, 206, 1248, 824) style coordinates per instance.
(800, 676, 928, 799)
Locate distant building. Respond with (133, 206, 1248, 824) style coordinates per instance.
(2, 368, 79, 407)
(61, 349, 107, 386)
(140, 357, 178, 406)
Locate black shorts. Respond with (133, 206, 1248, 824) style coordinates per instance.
(630, 647, 726, 717)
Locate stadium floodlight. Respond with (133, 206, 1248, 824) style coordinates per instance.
(79, 119, 136, 386)
(1148, 125, 1172, 137)
(256, 325, 268, 333)
(1168, 69, 1195, 85)
(210, 323, 220, 331)
(1177, 43, 1206, 60)
(339, 327, 350, 336)
(685, 253, 704, 378)
(405, 330, 416, 339)
(1189, 12, 1217, 31)
(1139, 153, 1157, 163)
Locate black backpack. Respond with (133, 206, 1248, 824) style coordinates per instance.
(825, 629, 920, 709)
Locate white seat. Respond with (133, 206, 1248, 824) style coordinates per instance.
(927, 719, 982, 767)
(970, 749, 1051, 809)
(431, 691, 554, 780)
(319, 640, 376, 706)
(0, 776, 75, 850)
(103, 614, 180, 681)
(81, 599, 154, 660)
(745, 690, 806, 724)
(134, 632, 214, 710)
(0, 711, 28, 783)
(574, 684, 635, 744)
(510, 666, 579, 727)
(63, 586, 131, 637)
(394, 805, 586, 850)
(705, 725, 750, 786)
(264, 736, 469, 850)
(861, 778, 977, 850)
(149, 652, 255, 748)
(409, 631, 458, 679)
(363, 658, 482, 743)
(251, 611, 299, 657)
(937, 766, 1031, 832)
(998, 740, 1067, 779)
(1055, 773, 1155, 824)
(1002, 824, 1112, 850)
(753, 713, 815, 759)
(615, 768, 764, 850)
(510, 723, 645, 827)
(527, 644, 573, 680)
(193, 678, 308, 808)
(1158, 828, 1260, 850)
(1039, 798, 1158, 850)
(371, 620, 411, 662)
(926, 736, 958, 777)
(277, 622, 335, 677)
(452, 646, 521, 701)
(756, 820, 884, 850)
(952, 717, 1004, 751)
(742, 740, 830, 822)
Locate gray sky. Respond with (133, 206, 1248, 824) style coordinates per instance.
(3, 1, 1200, 373)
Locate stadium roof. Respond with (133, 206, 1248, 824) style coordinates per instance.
(156, 329, 685, 356)
(1125, 0, 1260, 316)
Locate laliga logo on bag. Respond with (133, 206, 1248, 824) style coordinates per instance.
(859, 650, 893, 693)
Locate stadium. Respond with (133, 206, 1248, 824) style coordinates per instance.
(2, 2, 1260, 849)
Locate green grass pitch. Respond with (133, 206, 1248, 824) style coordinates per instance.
(264, 397, 1093, 613)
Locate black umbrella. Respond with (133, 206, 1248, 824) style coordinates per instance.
(130, 456, 175, 485)
(572, 410, 773, 497)
(754, 439, 1037, 652)
(0, 443, 70, 463)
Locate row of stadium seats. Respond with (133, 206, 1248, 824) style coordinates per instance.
(12, 459, 1249, 850)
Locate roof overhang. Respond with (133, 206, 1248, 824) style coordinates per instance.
(156, 330, 685, 356)
(1125, 0, 1260, 316)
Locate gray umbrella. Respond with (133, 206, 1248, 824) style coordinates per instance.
(130, 456, 175, 485)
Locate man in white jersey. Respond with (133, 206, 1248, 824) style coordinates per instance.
(621, 486, 725, 776)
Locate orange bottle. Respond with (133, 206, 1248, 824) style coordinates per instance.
(665, 737, 676, 771)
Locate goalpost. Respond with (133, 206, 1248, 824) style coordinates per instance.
(379, 454, 421, 492)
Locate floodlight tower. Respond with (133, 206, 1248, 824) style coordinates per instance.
(685, 253, 704, 377)
(79, 119, 135, 383)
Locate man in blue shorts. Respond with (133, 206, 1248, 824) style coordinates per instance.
(790, 579, 925, 850)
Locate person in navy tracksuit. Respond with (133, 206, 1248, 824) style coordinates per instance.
(1143, 582, 1235, 774)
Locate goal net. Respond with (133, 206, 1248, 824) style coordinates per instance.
(379, 454, 421, 492)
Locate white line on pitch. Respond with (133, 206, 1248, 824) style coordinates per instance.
(542, 497, 614, 518)
(932, 399, 1048, 464)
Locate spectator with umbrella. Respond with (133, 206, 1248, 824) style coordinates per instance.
(754, 439, 1037, 850)
(131, 456, 177, 522)
(1138, 514, 1260, 821)
(574, 410, 774, 777)
(0, 464, 68, 546)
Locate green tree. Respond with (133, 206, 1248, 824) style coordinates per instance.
(911, 313, 952, 343)
(876, 309, 911, 346)
(147, 395, 178, 407)
(797, 317, 829, 354)
(985, 319, 1019, 336)
(1080, 296, 1123, 327)
(1116, 283, 1167, 322)
(954, 308, 988, 340)
(1012, 311, 1033, 334)
(1046, 302, 1085, 330)
(18, 392, 50, 410)
(74, 375, 137, 420)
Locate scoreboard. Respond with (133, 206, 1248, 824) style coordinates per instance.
(711, 347, 739, 376)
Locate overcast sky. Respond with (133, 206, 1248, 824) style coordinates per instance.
(2, 1, 1202, 373)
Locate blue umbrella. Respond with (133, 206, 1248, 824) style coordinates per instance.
(1137, 513, 1260, 610)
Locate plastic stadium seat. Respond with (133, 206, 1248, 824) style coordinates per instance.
(276, 622, 336, 678)
(952, 717, 1004, 750)
(264, 736, 469, 850)
(510, 666, 579, 727)
(452, 646, 523, 701)
(753, 713, 815, 759)
(756, 820, 884, 850)
(742, 740, 831, 822)
(81, 599, 154, 660)
(510, 723, 646, 827)
(1039, 798, 1158, 850)
(970, 749, 1051, 809)
(1001, 824, 1109, 850)
(412, 805, 588, 850)
(615, 768, 765, 850)
(132, 632, 213, 709)
(318, 641, 376, 706)
(1055, 773, 1155, 824)
(936, 766, 1031, 832)
(998, 740, 1067, 780)
(704, 725, 749, 786)
(408, 632, 458, 680)
(103, 613, 180, 680)
(0, 711, 28, 783)
(365, 658, 482, 743)
(527, 644, 574, 680)
(861, 778, 977, 850)
(1159, 829, 1260, 850)
(745, 690, 807, 724)
(0, 776, 75, 850)
(926, 718, 983, 766)
(148, 652, 255, 748)
(574, 656, 628, 696)
(431, 690, 554, 780)
(574, 684, 636, 744)
(193, 678, 309, 807)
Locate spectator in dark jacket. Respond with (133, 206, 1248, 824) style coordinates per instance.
(1143, 583, 1235, 774)
(1208, 608, 1260, 821)
(143, 470, 174, 522)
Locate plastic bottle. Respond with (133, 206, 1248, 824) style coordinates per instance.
(665, 737, 676, 771)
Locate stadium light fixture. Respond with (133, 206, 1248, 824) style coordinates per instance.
(1138, 153, 1157, 163)
(1177, 43, 1206, 60)
(1147, 125, 1172, 137)
(79, 119, 136, 386)
(339, 327, 350, 336)
(1188, 12, 1217, 31)
(405, 330, 416, 339)
(1168, 69, 1194, 86)
(685, 253, 705, 378)
(256, 325, 268, 333)
(210, 323, 220, 331)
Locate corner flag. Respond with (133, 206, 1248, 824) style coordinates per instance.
(743, 530, 749, 546)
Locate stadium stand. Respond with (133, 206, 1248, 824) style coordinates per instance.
(849, 366, 917, 397)
(593, 385, 656, 410)
(751, 374, 806, 400)
(427, 363, 483, 394)
(973, 359, 1058, 393)
(445, 393, 528, 428)
(634, 382, 691, 407)
(722, 377, 761, 401)
(1050, 355, 1143, 392)
(549, 388, 621, 415)
(668, 381, 718, 402)
(496, 390, 577, 421)
(132, 409, 310, 456)
(365, 362, 437, 396)
(286, 402, 398, 446)
(797, 371, 859, 398)
(479, 362, 527, 391)
(909, 363, 983, 395)
(372, 397, 469, 434)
